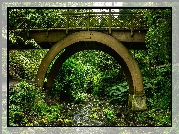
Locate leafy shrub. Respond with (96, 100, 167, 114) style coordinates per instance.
(9, 81, 69, 126)
(104, 109, 115, 120)
(52, 57, 86, 102)
(143, 66, 171, 110)
(107, 82, 129, 105)
(51, 50, 127, 104)
(9, 49, 48, 80)
(9, 81, 43, 126)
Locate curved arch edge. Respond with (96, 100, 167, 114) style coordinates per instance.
(36, 31, 147, 110)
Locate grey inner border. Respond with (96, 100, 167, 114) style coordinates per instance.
(2, 2, 178, 134)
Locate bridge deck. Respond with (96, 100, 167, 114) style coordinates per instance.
(9, 28, 148, 50)
(9, 9, 148, 50)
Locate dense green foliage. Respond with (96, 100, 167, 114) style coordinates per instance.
(47, 50, 127, 104)
(9, 48, 171, 126)
(144, 9, 171, 66)
(9, 49, 48, 80)
(8, 7, 172, 127)
(9, 81, 73, 126)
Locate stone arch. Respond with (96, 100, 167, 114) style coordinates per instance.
(46, 42, 133, 93)
(36, 31, 147, 110)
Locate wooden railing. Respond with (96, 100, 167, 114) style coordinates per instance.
(9, 9, 148, 35)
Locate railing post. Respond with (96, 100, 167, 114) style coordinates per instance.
(46, 19, 49, 37)
(141, 14, 144, 29)
(109, 9, 112, 35)
(87, 12, 90, 31)
(66, 9, 69, 34)
(131, 14, 134, 37)
(27, 29, 30, 38)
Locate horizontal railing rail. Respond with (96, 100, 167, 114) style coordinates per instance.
(9, 9, 148, 36)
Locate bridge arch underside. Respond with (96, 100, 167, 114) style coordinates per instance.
(36, 31, 147, 110)
(46, 42, 132, 90)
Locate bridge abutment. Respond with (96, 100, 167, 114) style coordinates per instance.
(128, 94, 147, 110)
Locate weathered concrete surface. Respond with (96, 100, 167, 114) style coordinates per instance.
(11, 29, 147, 50)
(36, 31, 147, 110)
(22, 29, 146, 43)
(128, 94, 147, 110)
(9, 29, 147, 50)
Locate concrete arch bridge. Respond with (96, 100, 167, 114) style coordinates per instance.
(9, 8, 149, 110)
